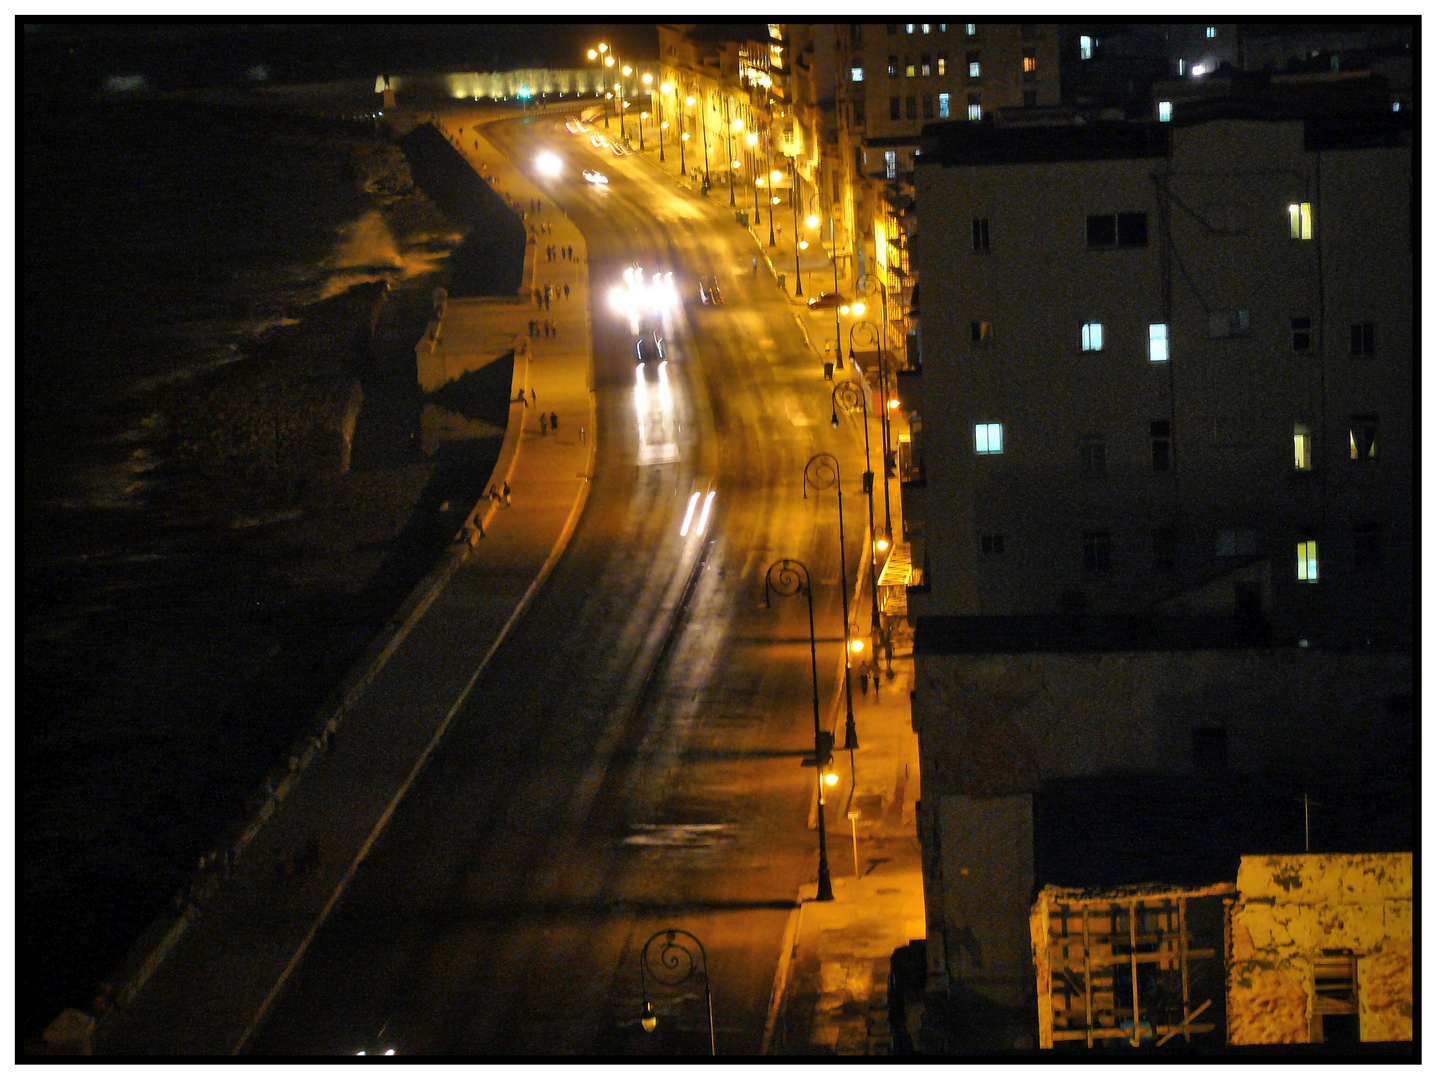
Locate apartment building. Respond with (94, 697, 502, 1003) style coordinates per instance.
(902, 103, 1412, 1049)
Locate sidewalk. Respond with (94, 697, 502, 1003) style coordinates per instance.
(621, 123, 927, 1056)
(85, 111, 597, 1056)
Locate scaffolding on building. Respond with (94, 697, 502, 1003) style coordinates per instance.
(1031, 882, 1236, 1050)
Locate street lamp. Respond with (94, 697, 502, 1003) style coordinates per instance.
(724, 100, 738, 206)
(640, 72, 653, 151)
(745, 131, 759, 225)
(832, 369, 881, 635)
(639, 929, 715, 1055)
(790, 160, 803, 297)
(590, 45, 611, 127)
(697, 92, 711, 193)
(657, 79, 672, 163)
(763, 559, 835, 903)
(803, 456, 859, 752)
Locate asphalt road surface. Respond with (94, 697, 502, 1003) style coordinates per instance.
(249, 112, 872, 1057)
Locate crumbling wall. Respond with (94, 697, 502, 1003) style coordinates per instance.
(1227, 852, 1411, 1044)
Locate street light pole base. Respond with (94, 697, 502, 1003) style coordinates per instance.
(843, 718, 859, 751)
(816, 861, 834, 902)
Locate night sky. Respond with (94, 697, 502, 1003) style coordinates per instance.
(23, 22, 661, 96)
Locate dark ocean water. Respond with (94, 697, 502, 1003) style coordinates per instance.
(20, 90, 487, 1033)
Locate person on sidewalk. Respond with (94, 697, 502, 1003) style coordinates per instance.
(488, 485, 500, 502)
(549, 411, 558, 430)
(563, 283, 570, 300)
(502, 482, 511, 506)
(540, 413, 548, 435)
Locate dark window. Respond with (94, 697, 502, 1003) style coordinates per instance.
(1349, 414, 1378, 460)
(1235, 580, 1262, 622)
(1083, 532, 1112, 574)
(979, 533, 1007, 557)
(890, 95, 901, 119)
(1191, 727, 1228, 772)
(1151, 420, 1171, 472)
(1353, 523, 1382, 567)
(906, 94, 917, 118)
(922, 93, 934, 118)
(1086, 214, 1116, 246)
(1021, 24, 1037, 39)
(1023, 89, 1037, 107)
(853, 97, 865, 125)
(888, 24, 898, 35)
(1117, 212, 1148, 246)
(1152, 528, 1176, 573)
(855, 146, 865, 171)
(1088, 212, 1147, 247)
(1292, 316, 1312, 351)
(888, 54, 899, 76)
(1351, 322, 1375, 355)
(1080, 437, 1106, 477)
(972, 217, 989, 251)
(851, 24, 863, 46)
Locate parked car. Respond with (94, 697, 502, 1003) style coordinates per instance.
(698, 275, 724, 305)
(806, 291, 847, 310)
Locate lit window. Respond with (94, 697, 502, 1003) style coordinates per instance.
(1349, 414, 1377, 460)
(1294, 422, 1312, 471)
(967, 96, 982, 121)
(966, 23, 978, 36)
(1158, 100, 1172, 122)
(1081, 321, 1104, 352)
(975, 422, 1003, 454)
(938, 92, 950, 118)
(1023, 49, 1038, 74)
(937, 57, 946, 75)
(1149, 323, 1168, 362)
(906, 23, 915, 34)
(888, 55, 898, 76)
(1206, 25, 1216, 38)
(1177, 58, 1185, 76)
(1392, 100, 1400, 112)
(851, 66, 864, 82)
(968, 52, 981, 78)
(922, 23, 930, 34)
(921, 55, 931, 76)
(970, 320, 992, 342)
(884, 149, 897, 179)
(905, 59, 915, 77)
(1288, 201, 1313, 240)
(1079, 35, 1094, 59)
(1297, 540, 1319, 582)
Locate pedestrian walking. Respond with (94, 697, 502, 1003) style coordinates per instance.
(860, 671, 869, 695)
(563, 283, 570, 300)
(530, 388, 537, 404)
(502, 482, 511, 506)
(488, 485, 500, 502)
(534, 289, 542, 308)
(549, 411, 559, 430)
(544, 292, 551, 310)
(751, 256, 758, 276)
(540, 413, 548, 435)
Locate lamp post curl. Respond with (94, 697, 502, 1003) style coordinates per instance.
(803, 455, 858, 753)
(639, 928, 715, 1055)
(764, 559, 835, 902)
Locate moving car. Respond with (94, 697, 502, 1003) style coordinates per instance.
(582, 169, 609, 184)
(565, 118, 584, 133)
(698, 275, 724, 305)
(806, 291, 847, 310)
(635, 329, 666, 361)
(590, 134, 607, 148)
(610, 142, 626, 157)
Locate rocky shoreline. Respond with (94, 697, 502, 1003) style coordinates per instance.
(23, 95, 518, 1034)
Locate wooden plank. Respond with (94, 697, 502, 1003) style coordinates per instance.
(1129, 901, 1141, 1048)
(1157, 999, 1212, 1047)
(1179, 897, 1191, 1043)
(1083, 904, 1093, 1049)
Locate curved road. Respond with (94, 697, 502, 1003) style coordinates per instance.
(251, 112, 871, 1056)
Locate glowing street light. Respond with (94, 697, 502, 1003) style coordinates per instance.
(804, 454, 859, 752)
(806, 213, 820, 229)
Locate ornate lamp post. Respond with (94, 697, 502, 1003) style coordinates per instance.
(657, 79, 672, 163)
(764, 559, 835, 903)
(620, 63, 632, 143)
(698, 91, 711, 192)
(804, 456, 859, 752)
(725, 101, 739, 206)
(588, 44, 611, 127)
(745, 131, 759, 224)
(680, 90, 694, 176)
(790, 160, 803, 297)
(639, 929, 715, 1055)
(833, 367, 882, 635)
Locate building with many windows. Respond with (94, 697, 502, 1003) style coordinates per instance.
(901, 101, 1412, 1049)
